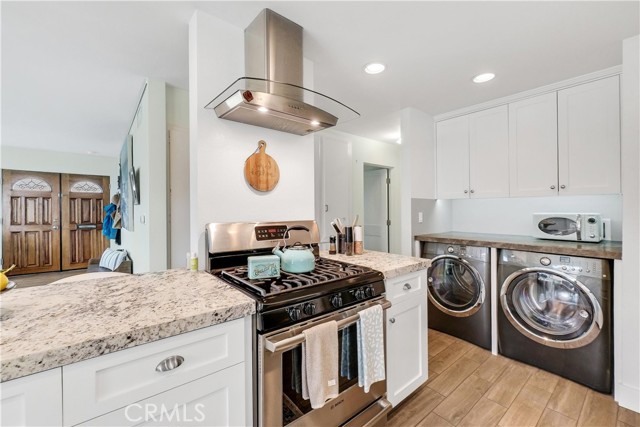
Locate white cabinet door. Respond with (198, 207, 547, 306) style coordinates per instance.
(558, 76, 621, 195)
(385, 297, 427, 407)
(469, 105, 510, 198)
(0, 368, 63, 427)
(509, 92, 559, 197)
(78, 362, 246, 427)
(436, 115, 470, 199)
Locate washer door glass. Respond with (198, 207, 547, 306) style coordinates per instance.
(505, 271, 595, 340)
(428, 257, 483, 316)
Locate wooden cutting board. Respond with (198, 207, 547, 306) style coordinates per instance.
(244, 140, 280, 192)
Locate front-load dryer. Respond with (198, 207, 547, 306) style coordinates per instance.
(424, 243, 491, 350)
(498, 249, 612, 393)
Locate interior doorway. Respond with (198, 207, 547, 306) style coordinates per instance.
(363, 165, 390, 253)
(2, 169, 110, 275)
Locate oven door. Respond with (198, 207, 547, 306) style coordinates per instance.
(533, 215, 580, 241)
(259, 298, 391, 427)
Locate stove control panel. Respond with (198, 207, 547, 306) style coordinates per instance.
(259, 280, 386, 332)
(255, 225, 288, 241)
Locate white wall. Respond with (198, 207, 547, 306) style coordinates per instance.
(189, 11, 315, 264)
(0, 146, 119, 260)
(401, 108, 436, 255)
(120, 80, 168, 273)
(450, 195, 623, 240)
(618, 34, 640, 412)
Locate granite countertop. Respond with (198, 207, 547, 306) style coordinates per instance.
(415, 231, 622, 260)
(0, 270, 255, 382)
(321, 250, 430, 278)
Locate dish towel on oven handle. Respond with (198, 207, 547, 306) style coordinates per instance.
(357, 304, 386, 393)
(301, 320, 339, 409)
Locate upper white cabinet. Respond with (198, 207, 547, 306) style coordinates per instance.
(436, 105, 509, 199)
(436, 115, 470, 199)
(557, 75, 621, 195)
(508, 92, 559, 197)
(508, 77, 621, 197)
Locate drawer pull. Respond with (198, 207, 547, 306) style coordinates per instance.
(403, 283, 412, 290)
(155, 355, 185, 373)
(389, 318, 396, 324)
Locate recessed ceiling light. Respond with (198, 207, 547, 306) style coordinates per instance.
(473, 73, 495, 83)
(258, 106, 269, 113)
(310, 120, 320, 126)
(364, 63, 386, 74)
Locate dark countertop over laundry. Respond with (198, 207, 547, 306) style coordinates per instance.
(415, 231, 622, 260)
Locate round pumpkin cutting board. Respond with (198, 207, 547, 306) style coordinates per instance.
(244, 140, 280, 192)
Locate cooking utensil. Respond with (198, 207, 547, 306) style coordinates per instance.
(352, 214, 359, 228)
(331, 221, 342, 235)
(335, 218, 344, 233)
(244, 140, 280, 192)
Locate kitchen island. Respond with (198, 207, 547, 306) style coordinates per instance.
(0, 269, 255, 382)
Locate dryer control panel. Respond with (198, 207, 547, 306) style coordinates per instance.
(503, 250, 610, 280)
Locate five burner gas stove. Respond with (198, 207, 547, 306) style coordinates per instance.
(205, 220, 385, 332)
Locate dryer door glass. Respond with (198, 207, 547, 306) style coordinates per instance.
(428, 258, 483, 316)
(507, 272, 594, 339)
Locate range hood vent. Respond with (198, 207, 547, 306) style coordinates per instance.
(205, 9, 359, 136)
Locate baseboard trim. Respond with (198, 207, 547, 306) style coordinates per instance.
(615, 383, 640, 412)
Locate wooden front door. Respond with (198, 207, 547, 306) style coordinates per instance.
(61, 174, 110, 270)
(2, 170, 61, 275)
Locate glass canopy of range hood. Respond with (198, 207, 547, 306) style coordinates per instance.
(204, 77, 360, 135)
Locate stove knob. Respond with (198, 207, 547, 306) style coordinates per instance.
(303, 303, 316, 316)
(330, 295, 343, 308)
(355, 288, 366, 301)
(288, 306, 302, 321)
(365, 286, 374, 298)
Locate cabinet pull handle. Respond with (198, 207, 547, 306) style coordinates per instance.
(470, 189, 475, 194)
(389, 318, 396, 324)
(560, 185, 566, 189)
(403, 283, 411, 290)
(155, 355, 185, 373)
(550, 185, 556, 190)
(464, 190, 468, 194)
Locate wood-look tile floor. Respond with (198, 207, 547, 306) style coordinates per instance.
(389, 329, 640, 427)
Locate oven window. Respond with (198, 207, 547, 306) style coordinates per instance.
(281, 324, 359, 425)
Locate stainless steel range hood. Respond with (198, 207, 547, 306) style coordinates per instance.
(205, 9, 359, 136)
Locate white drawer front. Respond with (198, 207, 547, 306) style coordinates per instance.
(385, 271, 426, 303)
(63, 318, 245, 426)
(78, 362, 246, 427)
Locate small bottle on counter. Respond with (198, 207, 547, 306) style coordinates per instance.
(190, 252, 198, 271)
(329, 236, 337, 254)
(337, 234, 345, 254)
(354, 225, 364, 255)
(344, 226, 354, 256)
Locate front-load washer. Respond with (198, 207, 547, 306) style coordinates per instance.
(498, 249, 612, 393)
(424, 243, 491, 350)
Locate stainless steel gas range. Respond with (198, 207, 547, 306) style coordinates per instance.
(206, 220, 392, 427)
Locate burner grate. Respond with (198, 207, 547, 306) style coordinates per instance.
(219, 258, 374, 297)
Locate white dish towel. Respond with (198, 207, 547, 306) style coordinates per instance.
(357, 304, 386, 393)
(301, 321, 339, 408)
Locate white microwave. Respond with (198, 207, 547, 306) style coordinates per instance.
(532, 213, 604, 242)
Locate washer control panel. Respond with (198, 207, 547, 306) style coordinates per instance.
(531, 253, 608, 279)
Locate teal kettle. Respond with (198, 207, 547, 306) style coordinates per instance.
(272, 226, 316, 273)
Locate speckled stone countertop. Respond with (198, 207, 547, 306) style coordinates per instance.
(0, 270, 255, 382)
(321, 250, 430, 278)
(415, 232, 622, 260)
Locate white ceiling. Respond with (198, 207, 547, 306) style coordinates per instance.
(2, 1, 638, 157)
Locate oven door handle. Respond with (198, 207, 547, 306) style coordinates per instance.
(264, 299, 391, 353)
